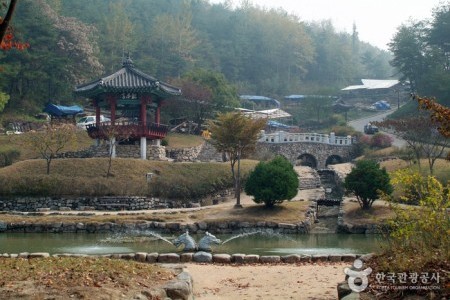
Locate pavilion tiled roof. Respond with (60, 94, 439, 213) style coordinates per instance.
(74, 56, 181, 98)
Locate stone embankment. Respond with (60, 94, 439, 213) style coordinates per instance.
(0, 251, 365, 265)
(0, 196, 173, 212)
(0, 212, 315, 234)
(57, 141, 223, 163)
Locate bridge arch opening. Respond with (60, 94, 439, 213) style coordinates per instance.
(296, 153, 318, 168)
(325, 155, 343, 167)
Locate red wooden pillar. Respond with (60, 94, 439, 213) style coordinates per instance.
(108, 95, 116, 125)
(95, 100, 101, 127)
(141, 95, 151, 127)
(155, 101, 161, 125)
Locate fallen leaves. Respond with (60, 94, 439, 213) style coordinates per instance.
(0, 257, 175, 291)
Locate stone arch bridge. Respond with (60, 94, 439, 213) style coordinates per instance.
(256, 131, 355, 169)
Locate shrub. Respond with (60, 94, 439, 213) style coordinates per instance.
(380, 172, 449, 271)
(358, 134, 372, 147)
(391, 169, 430, 205)
(359, 133, 393, 149)
(160, 139, 169, 146)
(370, 132, 393, 148)
(244, 156, 298, 207)
(344, 160, 393, 209)
(0, 149, 20, 167)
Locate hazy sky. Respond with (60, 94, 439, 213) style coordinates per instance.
(209, 0, 445, 50)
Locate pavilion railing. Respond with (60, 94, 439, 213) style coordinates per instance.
(86, 121, 169, 140)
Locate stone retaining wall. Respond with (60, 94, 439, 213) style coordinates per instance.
(0, 215, 315, 234)
(0, 196, 174, 212)
(166, 144, 204, 162)
(57, 144, 166, 160)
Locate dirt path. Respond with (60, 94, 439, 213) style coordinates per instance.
(186, 262, 348, 300)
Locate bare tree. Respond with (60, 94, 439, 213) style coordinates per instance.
(375, 116, 449, 175)
(208, 112, 266, 207)
(24, 124, 77, 174)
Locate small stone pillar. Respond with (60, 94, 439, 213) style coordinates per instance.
(110, 137, 116, 158)
(140, 137, 147, 159)
(329, 132, 336, 144)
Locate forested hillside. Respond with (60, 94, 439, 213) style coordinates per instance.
(0, 0, 394, 116)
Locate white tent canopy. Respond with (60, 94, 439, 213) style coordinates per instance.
(235, 108, 291, 119)
(342, 79, 400, 91)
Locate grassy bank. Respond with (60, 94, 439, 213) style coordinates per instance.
(0, 132, 203, 162)
(0, 158, 258, 199)
(0, 257, 174, 299)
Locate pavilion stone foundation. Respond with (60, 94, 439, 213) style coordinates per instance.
(166, 144, 204, 162)
(58, 144, 167, 160)
(114, 144, 166, 160)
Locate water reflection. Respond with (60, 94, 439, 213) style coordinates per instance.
(0, 232, 385, 255)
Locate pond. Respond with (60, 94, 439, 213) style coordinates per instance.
(0, 232, 385, 256)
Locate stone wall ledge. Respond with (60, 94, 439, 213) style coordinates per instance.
(1, 252, 367, 264)
(337, 221, 389, 234)
(0, 220, 312, 234)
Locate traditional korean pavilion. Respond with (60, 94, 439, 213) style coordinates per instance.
(74, 56, 181, 159)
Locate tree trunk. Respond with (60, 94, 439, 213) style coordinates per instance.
(0, 0, 18, 42)
(234, 151, 242, 208)
(46, 159, 51, 175)
(362, 200, 371, 210)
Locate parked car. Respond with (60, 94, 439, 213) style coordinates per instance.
(76, 115, 110, 129)
(369, 100, 391, 111)
(364, 123, 379, 134)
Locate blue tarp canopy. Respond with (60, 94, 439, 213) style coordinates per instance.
(44, 103, 83, 117)
(285, 94, 338, 101)
(267, 120, 292, 129)
(284, 95, 306, 101)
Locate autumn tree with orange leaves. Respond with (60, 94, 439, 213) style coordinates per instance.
(416, 95, 450, 160)
(0, 0, 28, 51)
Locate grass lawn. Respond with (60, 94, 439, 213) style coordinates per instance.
(0, 158, 258, 198)
(164, 133, 204, 149)
(342, 198, 395, 226)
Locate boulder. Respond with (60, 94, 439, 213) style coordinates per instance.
(231, 253, 245, 264)
(259, 256, 281, 263)
(193, 251, 212, 263)
(244, 254, 260, 263)
(134, 252, 147, 262)
(213, 254, 232, 263)
(146, 252, 159, 263)
(164, 280, 192, 300)
(158, 253, 180, 263)
(281, 254, 301, 263)
(180, 253, 194, 262)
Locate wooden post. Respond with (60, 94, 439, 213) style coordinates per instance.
(155, 101, 161, 125)
(95, 100, 101, 127)
(108, 95, 116, 125)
